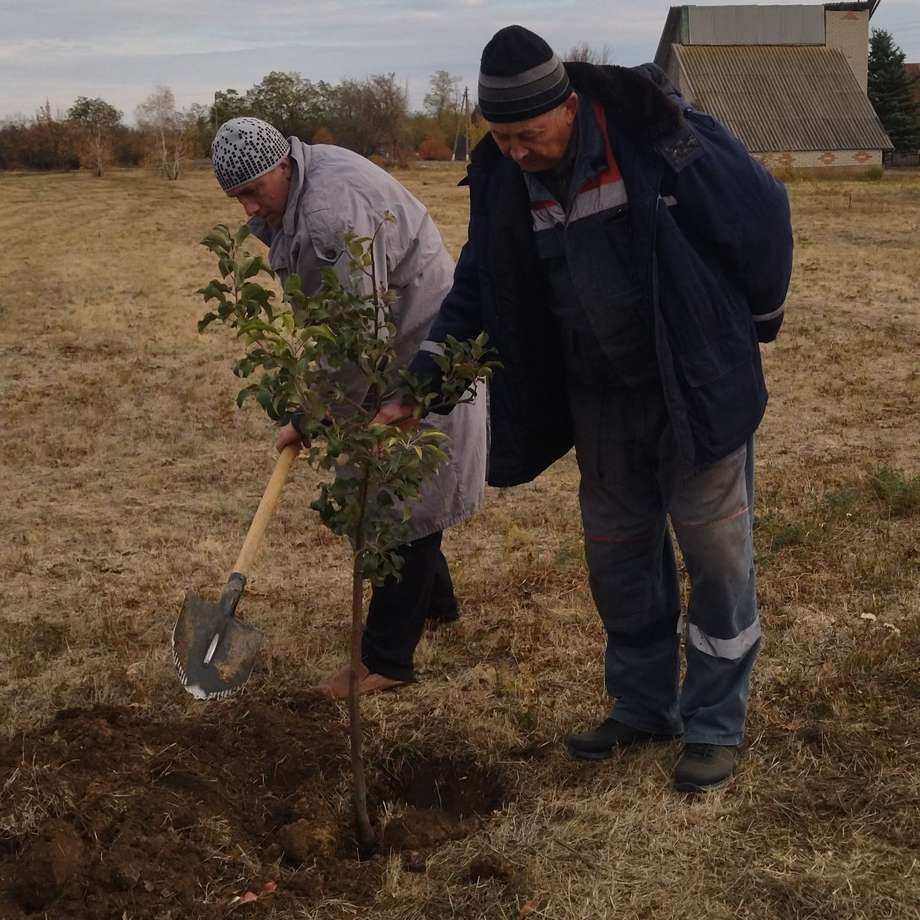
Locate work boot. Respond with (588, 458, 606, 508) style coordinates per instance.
(315, 662, 409, 700)
(566, 718, 681, 761)
(673, 743, 737, 792)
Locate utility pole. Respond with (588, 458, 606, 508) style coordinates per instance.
(465, 86, 472, 162)
(452, 86, 471, 161)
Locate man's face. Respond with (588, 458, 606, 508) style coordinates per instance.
(229, 158, 292, 226)
(487, 94, 578, 172)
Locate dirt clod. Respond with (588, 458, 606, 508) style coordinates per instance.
(278, 813, 338, 863)
(15, 820, 83, 911)
(403, 850, 427, 873)
(112, 860, 143, 889)
(466, 852, 521, 886)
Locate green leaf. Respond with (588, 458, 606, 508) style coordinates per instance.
(198, 280, 231, 302)
(302, 324, 336, 342)
(238, 255, 262, 281)
(201, 225, 232, 252)
(235, 384, 259, 407)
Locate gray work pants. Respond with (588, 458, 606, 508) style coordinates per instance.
(570, 384, 760, 745)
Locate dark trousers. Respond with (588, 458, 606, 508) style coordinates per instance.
(361, 530, 458, 682)
(570, 384, 760, 746)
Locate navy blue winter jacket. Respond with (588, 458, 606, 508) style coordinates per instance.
(410, 62, 793, 487)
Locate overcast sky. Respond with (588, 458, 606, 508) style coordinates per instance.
(2, 0, 919, 123)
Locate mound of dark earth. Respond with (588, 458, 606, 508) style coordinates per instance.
(0, 694, 506, 919)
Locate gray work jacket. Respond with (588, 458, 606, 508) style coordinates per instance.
(251, 138, 487, 539)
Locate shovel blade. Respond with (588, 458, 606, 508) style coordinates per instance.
(172, 587, 264, 700)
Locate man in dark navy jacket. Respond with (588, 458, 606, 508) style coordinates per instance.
(378, 25, 793, 792)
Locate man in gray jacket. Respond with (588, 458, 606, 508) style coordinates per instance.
(210, 117, 487, 698)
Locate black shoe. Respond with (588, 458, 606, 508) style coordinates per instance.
(566, 718, 681, 761)
(673, 743, 737, 792)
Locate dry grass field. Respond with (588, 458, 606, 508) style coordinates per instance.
(0, 161, 918, 920)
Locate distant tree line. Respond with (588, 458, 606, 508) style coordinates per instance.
(0, 90, 212, 175)
(203, 70, 488, 164)
(0, 43, 656, 176)
(0, 69, 488, 176)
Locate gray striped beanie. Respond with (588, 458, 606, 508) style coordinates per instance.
(478, 25, 572, 124)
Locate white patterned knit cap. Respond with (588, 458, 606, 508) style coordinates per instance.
(211, 117, 290, 194)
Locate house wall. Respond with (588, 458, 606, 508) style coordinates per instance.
(686, 5, 825, 45)
(757, 147, 882, 175)
(665, 46, 697, 105)
(825, 8, 871, 92)
(663, 45, 683, 91)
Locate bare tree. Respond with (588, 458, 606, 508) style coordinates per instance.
(136, 86, 192, 180)
(424, 70, 461, 128)
(371, 73, 409, 161)
(67, 97, 121, 176)
(566, 42, 613, 65)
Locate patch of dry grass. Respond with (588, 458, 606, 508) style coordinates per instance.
(0, 163, 918, 918)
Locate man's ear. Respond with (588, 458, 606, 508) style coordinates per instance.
(279, 157, 293, 179)
(564, 92, 579, 121)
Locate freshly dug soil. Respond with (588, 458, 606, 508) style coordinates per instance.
(0, 693, 506, 919)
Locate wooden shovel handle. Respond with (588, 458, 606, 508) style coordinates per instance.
(232, 444, 298, 578)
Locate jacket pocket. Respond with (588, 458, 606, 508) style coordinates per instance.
(675, 337, 763, 460)
(676, 335, 751, 388)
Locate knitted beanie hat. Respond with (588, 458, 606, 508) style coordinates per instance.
(211, 117, 290, 194)
(478, 25, 572, 124)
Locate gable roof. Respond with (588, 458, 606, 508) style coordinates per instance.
(674, 44, 892, 151)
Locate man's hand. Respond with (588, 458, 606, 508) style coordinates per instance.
(372, 399, 420, 432)
(275, 422, 306, 454)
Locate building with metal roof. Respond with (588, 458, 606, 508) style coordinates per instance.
(654, 2, 893, 173)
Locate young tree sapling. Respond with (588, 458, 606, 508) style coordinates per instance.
(197, 218, 495, 854)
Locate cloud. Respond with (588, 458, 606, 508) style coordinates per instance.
(2, 0, 918, 121)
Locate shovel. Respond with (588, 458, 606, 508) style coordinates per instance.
(172, 445, 298, 700)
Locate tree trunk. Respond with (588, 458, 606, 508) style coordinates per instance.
(94, 124, 104, 177)
(159, 127, 169, 179)
(170, 137, 181, 180)
(349, 465, 376, 857)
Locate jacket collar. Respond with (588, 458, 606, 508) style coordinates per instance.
(282, 138, 311, 237)
(247, 137, 312, 244)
